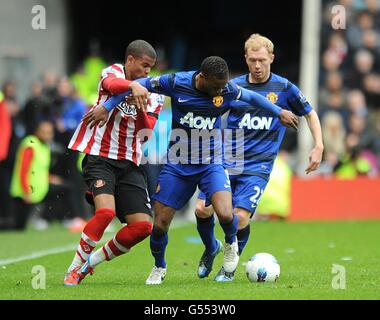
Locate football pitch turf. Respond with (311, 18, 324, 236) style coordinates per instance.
(0, 220, 379, 300)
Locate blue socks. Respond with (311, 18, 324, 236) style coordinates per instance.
(150, 227, 168, 268)
(196, 214, 218, 254)
(237, 224, 251, 255)
(220, 214, 238, 244)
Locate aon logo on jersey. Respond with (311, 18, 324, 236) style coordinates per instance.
(238, 114, 273, 130)
(180, 112, 216, 129)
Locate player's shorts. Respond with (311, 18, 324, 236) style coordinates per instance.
(198, 174, 268, 217)
(82, 154, 152, 222)
(152, 164, 231, 210)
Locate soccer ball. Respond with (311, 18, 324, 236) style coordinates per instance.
(245, 253, 280, 282)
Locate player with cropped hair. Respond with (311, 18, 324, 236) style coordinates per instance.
(85, 55, 299, 285)
(195, 34, 324, 282)
(64, 40, 165, 286)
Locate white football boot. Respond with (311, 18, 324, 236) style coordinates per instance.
(223, 241, 239, 273)
(145, 266, 167, 285)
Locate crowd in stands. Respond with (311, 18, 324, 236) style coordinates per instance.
(319, 0, 380, 178)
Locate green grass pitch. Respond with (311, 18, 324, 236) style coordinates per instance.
(0, 220, 379, 300)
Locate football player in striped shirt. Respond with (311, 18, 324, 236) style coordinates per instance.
(64, 40, 165, 286)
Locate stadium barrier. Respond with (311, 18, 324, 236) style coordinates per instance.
(290, 177, 380, 221)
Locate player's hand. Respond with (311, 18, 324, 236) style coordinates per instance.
(125, 95, 151, 113)
(82, 105, 109, 129)
(305, 145, 323, 174)
(129, 82, 149, 112)
(125, 95, 137, 105)
(279, 109, 299, 130)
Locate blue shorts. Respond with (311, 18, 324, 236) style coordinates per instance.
(198, 174, 268, 216)
(152, 164, 231, 210)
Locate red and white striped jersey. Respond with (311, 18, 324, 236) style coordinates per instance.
(68, 63, 164, 166)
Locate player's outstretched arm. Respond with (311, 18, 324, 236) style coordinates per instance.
(238, 87, 299, 130)
(102, 81, 149, 112)
(82, 80, 151, 129)
(304, 110, 324, 174)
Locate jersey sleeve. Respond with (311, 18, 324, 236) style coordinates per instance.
(103, 92, 127, 111)
(103, 74, 175, 112)
(286, 82, 313, 116)
(100, 64, 126, 91)
(228, 81, 242, 100)
(139, 74, 176, 96)
(238, 87, 281, 116)
(103, 84, 167, 112)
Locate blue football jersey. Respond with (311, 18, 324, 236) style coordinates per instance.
(224, 73, 313, 178)
(141, 71, 240, 170)
(103, 71, 284, 175)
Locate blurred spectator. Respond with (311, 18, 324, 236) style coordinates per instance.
(361, 29, 380, 67)
(321, 111, 347, 173)
(255, 151, 293, 220)
(371, 112, 380, 165)
(362, 73, 380, 109)
(0, 81, 20, 229)
(320, 91, 349, 124)
(365, 0, 380, 27)
(55, 78, 87, 135)
(322, 46, 344, 74)
(0, 87, 12, 162)
(9, 121, 54, 230)
(334, 140, 373, 178)
(346, 49, 374, 88)
(345, 114, 378, 173)
(347, 89, 368, 117)
(346, 113, 375, 151)
(71, 55, 106, 106)
(21, 81, 51, 135)
(319, 71, 349, 122)
(347, 10, 375, 50)
(49, 78, 89, 222)
(42, 71, 60, 107)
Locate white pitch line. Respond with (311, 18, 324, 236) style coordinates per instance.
(0, 220, 192, 266)
(0, 244, 77, 266)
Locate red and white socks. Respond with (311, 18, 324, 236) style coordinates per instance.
(89, 221, 152, 267)
(67, 208, 116, 272)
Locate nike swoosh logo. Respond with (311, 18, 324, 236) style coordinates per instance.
(178, 98, 190, 103)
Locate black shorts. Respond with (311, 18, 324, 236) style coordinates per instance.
(82, 155, 152, 222)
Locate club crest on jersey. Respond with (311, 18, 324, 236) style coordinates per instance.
(266, 92, 278, 104)
(212, 96, 223, 107)
(94, 179, 105, 188)
(116, 101, 137, 119)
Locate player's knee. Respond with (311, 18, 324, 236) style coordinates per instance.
(128, 221, 153, 240)
(235, 210, 250, 229)
(152, 225, 168, 237)
(95, 207, 116, 224)
(154, 214, 172, 231)
(216, 206, 234, 224)
(195, 203, 213, 219)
